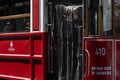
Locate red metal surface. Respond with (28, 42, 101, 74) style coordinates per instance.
(0, 32, 48, 80)
(84, 38, 114, 80)
(115, 40, 120, 80)
(0, 40, 30, 54)
(33, 0, 39, 31)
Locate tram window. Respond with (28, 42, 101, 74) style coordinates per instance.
(88, 0, 99, 35)
(0, 0, 30, 33)
(1, 18, 30, 33)
(102, 0, 112, 36)
(114, 0, 120, 36)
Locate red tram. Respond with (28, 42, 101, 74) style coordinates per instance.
(84, 0, 120, 80)
(0, 0, 119, 80)
(0, 0, 48, 80)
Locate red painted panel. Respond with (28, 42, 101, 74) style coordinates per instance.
(34, 38, 42, 55)
(0, 40, 30, 54)
(0, 32, 48, 80)
(33, 0, 39, 31)
(84, 39, 113, 80)
(115, 40, 120, 80)
(35, 64, 44, 80)
(0, 61, 31, 78)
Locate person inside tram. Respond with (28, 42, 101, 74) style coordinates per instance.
(102, 0, 112, 36)
(3, 21, 16, 33)
(25, 22, 30, 32)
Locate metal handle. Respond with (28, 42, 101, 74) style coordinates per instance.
(48, 2, 53, 74)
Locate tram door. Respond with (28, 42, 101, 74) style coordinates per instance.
(48, 0, 84, 80)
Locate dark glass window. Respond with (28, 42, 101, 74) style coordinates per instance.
(0, 0, 30, 33)
(88, 0, 99, 35)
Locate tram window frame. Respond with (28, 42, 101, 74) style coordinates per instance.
(114, 0, 120, 36)
(0, 0, 30, 33)
(87, 0, 99, 36)
(85, 0, 113, 37)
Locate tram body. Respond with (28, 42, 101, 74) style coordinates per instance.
(83, 0, 120, 80)
(84, 38, 113, 80)
(0, 0, 84, 80)
(0, 0, 48, 80)
(0, 0, 120, 80)
(84, 38, 120, 80)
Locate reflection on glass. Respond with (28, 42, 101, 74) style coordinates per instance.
(0, 18, 30, 33)
(88, 0, 99, 35)
(115, 0, 120, 35)
(0, 0, 30, 33)
(102, 0, 112, 36)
